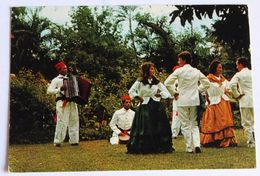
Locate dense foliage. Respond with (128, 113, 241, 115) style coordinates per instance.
(10, 70, 55, 144)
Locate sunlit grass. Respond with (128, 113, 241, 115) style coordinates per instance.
(8, 129, 256, 172)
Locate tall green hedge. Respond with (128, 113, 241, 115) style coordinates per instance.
(10, 70, 56, 144)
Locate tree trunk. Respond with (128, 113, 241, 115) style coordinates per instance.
(129, 18, 137, 54)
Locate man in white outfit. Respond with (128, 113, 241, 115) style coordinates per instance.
(164, 51, 210, 153)
(229, 57, 255, 148)
(47, 61, 79, 147)
(109, 95, 135, 145)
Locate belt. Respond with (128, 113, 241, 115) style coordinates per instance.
(117, 126, 130, 132)
(55, 96, 65, 102)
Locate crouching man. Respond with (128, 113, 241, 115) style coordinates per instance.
(109, 95, 135, 145)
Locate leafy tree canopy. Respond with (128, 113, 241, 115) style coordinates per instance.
(170, 5, 250, 56)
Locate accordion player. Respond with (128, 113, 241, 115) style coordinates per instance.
(63, 75, 91, 105)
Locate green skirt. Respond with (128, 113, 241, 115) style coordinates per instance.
(127, 98, 173, 154)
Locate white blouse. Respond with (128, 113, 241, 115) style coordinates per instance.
(129, 79, 171, 105)
(200, 77, 231, 105)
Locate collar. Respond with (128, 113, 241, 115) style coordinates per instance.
(240, 67, 249, 72)
(183, 64, 191, 68)
(58, 74, 67, 79)
(148, 78, 153, 84)
(207, 73, 225, 83)
(121, 107, 130, 112)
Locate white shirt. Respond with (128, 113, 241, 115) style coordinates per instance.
(128, 79, 171, 104)
(229, 68, 253, 108)
(164, 64, 210, 107)
(109, 108, 135, 135)
(47, 74, 66, 97)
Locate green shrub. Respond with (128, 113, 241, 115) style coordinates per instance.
(10, 70, 56, 144)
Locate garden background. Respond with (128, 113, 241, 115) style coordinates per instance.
(2, 2, 258, 174)
(9, 5, 250, 144)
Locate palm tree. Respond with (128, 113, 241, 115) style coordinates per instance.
(11, 7, 57, 77)
(116, 6, 138, 54)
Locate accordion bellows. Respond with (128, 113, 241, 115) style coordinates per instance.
(63, 75, 91, 105)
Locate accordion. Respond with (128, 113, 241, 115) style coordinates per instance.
(63, 75, 91, 105)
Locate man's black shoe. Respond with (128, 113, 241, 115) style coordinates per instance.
(195, 147, 202, 153)
(54, 143, 61, 147)
(71, 143, 79, 146)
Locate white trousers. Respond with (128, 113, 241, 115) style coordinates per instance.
(54, 101, 79, 144)
(110, 133, 120, 145)
(171, 110, 181, 137)
(240, 107, 254, 144)
(178, 106, 200, 152)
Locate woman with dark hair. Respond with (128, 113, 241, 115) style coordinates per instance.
(127, 61, 173, 154)
(200, 60, 237, 147)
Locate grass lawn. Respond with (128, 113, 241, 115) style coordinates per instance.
(8, 129, 256, 172)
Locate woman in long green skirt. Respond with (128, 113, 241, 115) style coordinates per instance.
(127, 62, 173, 154)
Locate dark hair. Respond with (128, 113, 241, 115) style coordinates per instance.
(139, 61, 159, 85)
(237, 57, 249, 68)
(178, 51, 192, 64)
(209, 60, 221, 74)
